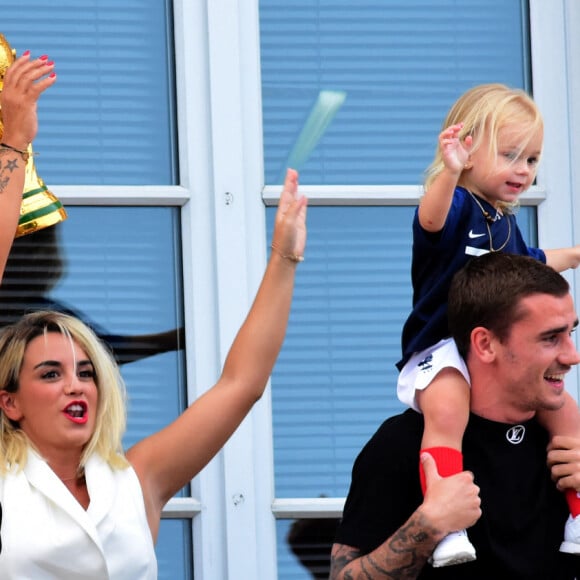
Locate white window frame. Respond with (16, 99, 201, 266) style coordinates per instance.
(48, 1, 580, 577)
(530, 0, 580, 398)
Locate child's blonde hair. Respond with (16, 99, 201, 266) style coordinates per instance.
(424, 83, 544, 194)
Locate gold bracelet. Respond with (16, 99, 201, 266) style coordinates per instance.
(0, 142, 29, 163)
(271, 243, 304, 263)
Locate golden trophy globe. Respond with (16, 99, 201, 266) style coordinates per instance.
(0, 33, 67, 237)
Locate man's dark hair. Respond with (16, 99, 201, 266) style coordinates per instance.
(448, 253, 570, 358)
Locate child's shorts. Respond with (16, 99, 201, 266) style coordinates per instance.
(397, 337, 471, 412)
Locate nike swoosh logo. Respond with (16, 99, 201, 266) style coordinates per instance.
(468, 230, 486, 239)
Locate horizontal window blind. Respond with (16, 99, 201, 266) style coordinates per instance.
(0, 207, 188, 576)
(277, 517, 339, 579)
(157, 520, 193, 580)
(1, 207, 185, 446)
(260, 0, 529, 185)
(1, 1, 176, 185)
(268, 205, 537, 500)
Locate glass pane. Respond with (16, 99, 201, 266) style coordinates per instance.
(260, 0, 529, 185)
(277, 518, 339, 579)
(0, 207, 186, 460)
(1, 0, 177, 185)
(268, 205, 537, 498)
(157, 519, 194, 580)
(1, 207, 193, 577)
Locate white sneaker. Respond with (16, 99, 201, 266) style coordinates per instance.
(560, 514, 580, 554)
(430, 529, 476, 568)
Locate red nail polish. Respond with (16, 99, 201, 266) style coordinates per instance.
(49, 72, 56, 78)
(46, 61, 54, 66)
(22, 50, 30, 57)
(39, 54, 48, 61)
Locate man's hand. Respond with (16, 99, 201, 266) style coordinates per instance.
(548, 435, 580, 491)
(419, 452, 482, 534)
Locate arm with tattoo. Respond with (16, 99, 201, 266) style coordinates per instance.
(0, 51, 56, 279)
(329, 453, 481, 579)
(330, 508, 443, 579)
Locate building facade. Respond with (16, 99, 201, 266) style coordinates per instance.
(2, 1, 580, 578)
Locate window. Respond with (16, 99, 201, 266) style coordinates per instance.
(2, 1, 579, 578)
(267, 205, 537, 577)
(2, 3, 189, 579)
(259, 1, 578, 578)
(5, 0, 176, 185)
(260, 0, 530, 185)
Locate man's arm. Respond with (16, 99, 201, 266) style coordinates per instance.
(330, 510, 442, 579)
(330, 453, 481, 580)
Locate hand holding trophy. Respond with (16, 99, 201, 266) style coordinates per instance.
(0, 33, 66, 237)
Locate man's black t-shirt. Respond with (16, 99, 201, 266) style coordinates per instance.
(335, 409, 580, 579)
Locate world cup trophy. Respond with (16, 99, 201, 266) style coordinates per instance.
(0, 33, 66, 237)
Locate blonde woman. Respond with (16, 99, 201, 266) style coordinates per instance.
(0, 51, 308, 579)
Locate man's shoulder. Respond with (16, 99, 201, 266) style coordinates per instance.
(373, 408, 423, 438)
(355, 409, 423, 464)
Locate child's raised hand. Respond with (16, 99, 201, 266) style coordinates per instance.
(439, 123, 473, 175)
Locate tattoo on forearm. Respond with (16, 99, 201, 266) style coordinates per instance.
(0, 152, 20, 193)
(331, 511, 441, 579)
(330, 545, 361, 579)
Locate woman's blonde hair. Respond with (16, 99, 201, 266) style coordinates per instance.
(424, 83, 544, 191)
(0, 311, 129, 474)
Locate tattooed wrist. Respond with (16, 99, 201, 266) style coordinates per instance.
(0, 149, 22, 194)
(413, 508, 445, 543)
(330, 510, 444, 579)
